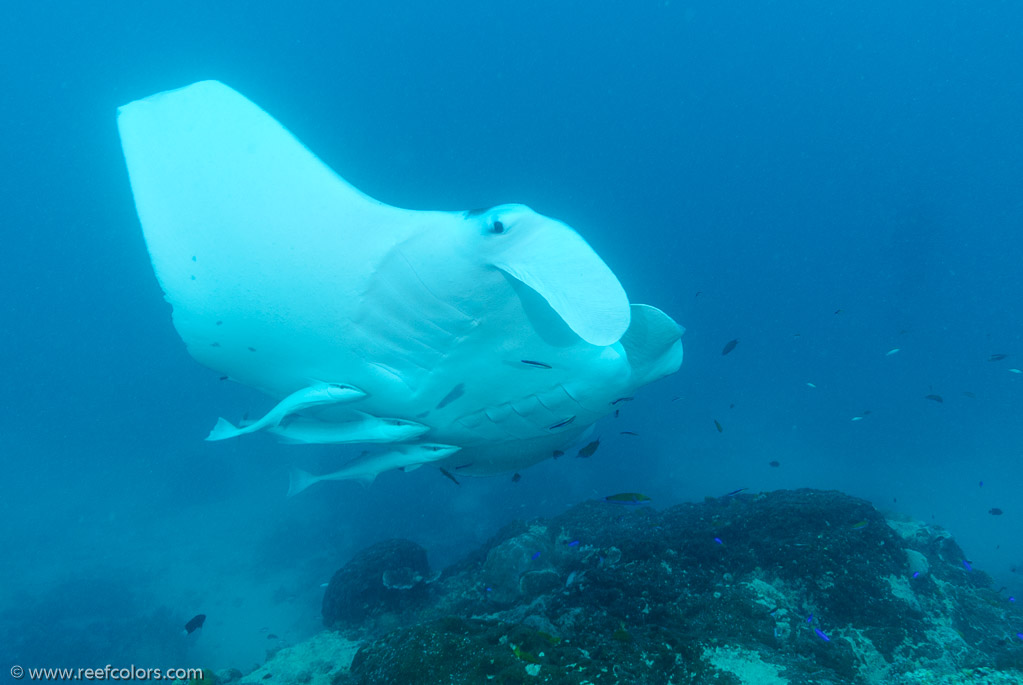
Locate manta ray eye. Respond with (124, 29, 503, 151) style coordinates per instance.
(491, 220, 506, 234)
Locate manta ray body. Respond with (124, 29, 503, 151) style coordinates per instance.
(117, 80, 683, 488)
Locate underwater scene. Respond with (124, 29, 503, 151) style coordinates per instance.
(2, 2, 1022, 683)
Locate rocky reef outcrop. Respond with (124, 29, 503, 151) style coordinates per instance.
(315, 489, 1023, 684)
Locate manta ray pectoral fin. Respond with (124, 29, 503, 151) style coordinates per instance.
(491, 209, 630, 347)
(206, 382, 366, 442)
(618, 304, 685, 385)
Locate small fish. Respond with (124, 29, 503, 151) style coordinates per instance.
(912, 572, 920, 579)
(989, 508, 1003, 515)
(806, 382, 817, 389)
(724, 487, 748, 497)
(620, 431, 639, 436)
(721, 339, 739, 356)
(849, 520, 869, 530)
(567, 540, 580, 547)
(834, 309, 843, 315)
(714, 419, 723, 433)
(851, 416, 864, 421)
(184, 614, 206, 635)
(531, 552, 541, 560)
(453, 463, 473, 470)
(436, 383, 465, 409)
(924, 394, 943, 403)
(614, 410, 620, 418)
(552, 450, 564, 459)
(219, 376, 229, 381)
(713, 537, 723, 545)
(962, 559, 973, 571)
(886, 348, 900, 356)
(768, 460, 780, 468)
(1011, 369, 1022, 374)
(576, 439, 600, 458)
(267, 634, 278, 640)
(806, 614, 813, 624)
(814, 628, 830, 642)
(963, 391, 976, 398)
(439, 467, 460, 486)
(521, 359, 552, 369)
(604, 492, 651, 505)
(511, 472, 521, 483)
(548, 416, 576, 430)
(695, 291, 702, 298)
(988, 354, 1008, 362)
(611, 397, 634, 405)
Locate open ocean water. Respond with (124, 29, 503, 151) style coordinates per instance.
(1, 0, 1021, 679)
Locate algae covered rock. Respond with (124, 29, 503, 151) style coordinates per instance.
(321, 538, 434, 629)
(325, 490, 1023, 684)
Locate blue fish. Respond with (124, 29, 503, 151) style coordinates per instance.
(814, 628, 830, 642)
(567, 540, 580, 547)
(531, 552, 541, 560)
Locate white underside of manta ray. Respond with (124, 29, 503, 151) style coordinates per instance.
(117, 80, 684, 492)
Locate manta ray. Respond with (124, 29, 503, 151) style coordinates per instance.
(117, 80, 684, 493)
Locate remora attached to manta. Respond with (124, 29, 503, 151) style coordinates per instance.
(117, 80, 684, 491)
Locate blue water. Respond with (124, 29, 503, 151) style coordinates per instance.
(2, 0, 1021, 673)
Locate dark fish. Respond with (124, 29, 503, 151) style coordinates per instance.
(620, 431, 639, 436)
(521, 359, 552, 369)
(453, 463, 473, 470)
(721, 339, 738, 355)
(714, 419, 723, 433)
(963, 391, 977, 398)
(604, 492, 651, 505)
(849, 520, 869, 530)
(695, 291, 702, 298)
(548, 416, 576, 430)
(219, 376, 228, 381)
(724, 487, 748, 497)
(924, 394, 944, 403)
(439, 467, 460, 486)
(552, 450, 564, 459)
(834, 309, 843, 314)
(267, 634, 278, 640)
(577, 439, 600, 458)
(611, 397, 634, 405)
(614, 409, 620, 418)
(511, 473, 521, 483)
(436, 383, 465, 409)
(184, 614, 206, 635)
(988, 354, 1008, 362)
(989, 508, 1004, 516)
(769, 460, 780, 467)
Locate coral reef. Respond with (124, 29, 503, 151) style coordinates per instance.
(291, 490, 1023, 684)
(321, 538, 435, 630)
